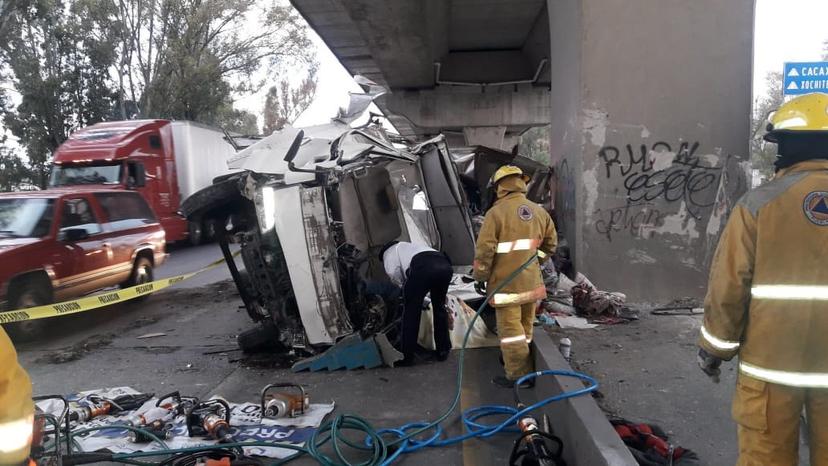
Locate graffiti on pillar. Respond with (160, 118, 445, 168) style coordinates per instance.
(594, 202, 668, 242)
(592, 140, 744, 242)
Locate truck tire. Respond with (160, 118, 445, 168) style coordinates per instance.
(5, 279, 51, 342)
(125, 257, 154, 301)
(203, 219, 218, 243)
(237, 324, 280, 353)
(188, 221, 203, 246)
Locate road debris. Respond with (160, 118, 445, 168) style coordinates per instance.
(35, 334, 114, 364)
(135, 332, 166, 339)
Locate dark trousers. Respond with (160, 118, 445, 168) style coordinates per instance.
(402, 251, 453, 357)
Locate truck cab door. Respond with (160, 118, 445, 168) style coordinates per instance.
(418, 145, 476, 266)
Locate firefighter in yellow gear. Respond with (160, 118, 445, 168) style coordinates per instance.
(698, 93, 828, 466)
(0, 327, 34, 465)
(473, 165, 557, 388)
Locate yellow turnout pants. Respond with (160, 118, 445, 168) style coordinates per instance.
(734, 373, 828, 466)
(495, 302, 536, 380)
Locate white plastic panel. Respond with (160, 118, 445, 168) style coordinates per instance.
(270, 185, 351, 345)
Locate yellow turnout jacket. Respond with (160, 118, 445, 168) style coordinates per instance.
(473, 176, 557, 307)
(701, 159, 828, 387)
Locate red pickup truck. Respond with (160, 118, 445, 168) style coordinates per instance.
(0, 189, 166, 337)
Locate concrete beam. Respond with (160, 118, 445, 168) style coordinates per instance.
(382, 86, 551, 133)
(533, 330, 636, 465)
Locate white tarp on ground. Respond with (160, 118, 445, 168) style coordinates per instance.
(37, 387, 335, 459)
(418, 294, 500, 350)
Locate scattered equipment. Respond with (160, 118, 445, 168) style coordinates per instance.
(261, 383, 309, 419)
(185, 399, 233, 443)
(69, 393, 154, 423)
(127, 392, 198, 443)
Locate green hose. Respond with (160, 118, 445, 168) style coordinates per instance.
(76, 255, 541, 466)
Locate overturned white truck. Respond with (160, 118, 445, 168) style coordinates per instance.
(182, 84, 552, 364)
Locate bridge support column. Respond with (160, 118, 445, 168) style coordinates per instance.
(549, 0, 755, 300)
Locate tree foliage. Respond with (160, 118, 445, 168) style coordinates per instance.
(750, 71, 783, 182)
(0, 137, 33, 191)
(519, 126, 551, 165)
(0, 0, 319, 189)
(216, 106, 260, 135)
(0, 0, 120, 188)
(115, 0, 315, 125)
(262, 62, 318, 135)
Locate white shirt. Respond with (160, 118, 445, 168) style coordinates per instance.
(382, 241, 436, 287)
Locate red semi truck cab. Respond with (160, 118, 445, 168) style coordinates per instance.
(51, 120, 236, 243)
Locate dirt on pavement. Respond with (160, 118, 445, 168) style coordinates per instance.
(546, 311, 739, 466)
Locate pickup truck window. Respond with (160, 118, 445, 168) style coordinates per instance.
(94, 192, 157, 230)
(0, 198, 55, 238)
(50, 164, 122, 186)
(59, 198, 102, 235)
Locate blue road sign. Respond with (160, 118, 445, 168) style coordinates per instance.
(784, 62, 828, 95)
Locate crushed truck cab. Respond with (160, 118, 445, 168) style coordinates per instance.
(183, 79, 552, 356)
(182, 118, 476, 352)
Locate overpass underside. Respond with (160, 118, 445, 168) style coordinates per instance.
(292, 0, 755, 301)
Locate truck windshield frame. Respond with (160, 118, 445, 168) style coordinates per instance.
(50, 163, 123, 187)
(0, 198, 55, 238)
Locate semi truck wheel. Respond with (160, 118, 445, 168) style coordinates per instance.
(5, 280, 50, 341)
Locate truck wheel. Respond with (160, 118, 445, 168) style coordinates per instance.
(188, 221, 203, 246)
(238, 324, 280, 353)
(203, 219, 218, 242)
(125, 257, 154, 301)
(6, 280, 50, 342)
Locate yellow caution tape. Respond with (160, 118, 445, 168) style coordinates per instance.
(0, 252, 240, 324)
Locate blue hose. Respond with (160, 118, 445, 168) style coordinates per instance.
(109, 254, 599, 466)
(375, 370, 598, 465)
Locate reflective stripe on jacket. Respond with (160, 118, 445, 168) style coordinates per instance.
(0, 328, 33, 464)
(473, 176, 557, 307)
(700, 160, 828, 387)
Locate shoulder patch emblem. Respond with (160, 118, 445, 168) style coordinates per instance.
(517, 204, 534, 221)
(803, 191, 828, 226)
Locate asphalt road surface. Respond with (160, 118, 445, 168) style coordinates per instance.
(12, 274, 523, 465)
(157, 242, 241, 289)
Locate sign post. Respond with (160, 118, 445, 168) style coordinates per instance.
(784, 62, 828, 95)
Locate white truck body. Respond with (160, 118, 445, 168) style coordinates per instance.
(170, 121, 238, 203)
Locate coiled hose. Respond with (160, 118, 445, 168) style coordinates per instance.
(90, 254, 598, 466)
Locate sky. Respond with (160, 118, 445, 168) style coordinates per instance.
(752, 0, 828, 97)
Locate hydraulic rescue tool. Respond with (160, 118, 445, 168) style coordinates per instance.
(68, 393, 154, 423)
(127, 392, 198, 443)
(186, 398, 233, 443)
(508, 383, 567, 466)
(261, 383, 309, 419)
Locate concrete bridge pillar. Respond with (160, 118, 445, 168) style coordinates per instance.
(549, 0, 755, 300)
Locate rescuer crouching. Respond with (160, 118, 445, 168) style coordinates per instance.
(381, 241, 453, 367)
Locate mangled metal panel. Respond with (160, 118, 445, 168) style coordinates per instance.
(419, 144, 476, 266)
(270, 185, 352, 345)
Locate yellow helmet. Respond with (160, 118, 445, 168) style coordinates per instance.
(765, 93, 828, 142)
(491, 165, 530, 185)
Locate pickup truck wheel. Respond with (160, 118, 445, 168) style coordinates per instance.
(6, 282, 50, 341)
(126, 257, 154, 301)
